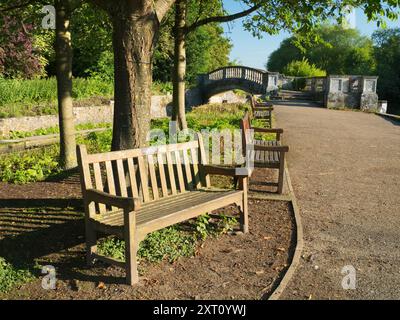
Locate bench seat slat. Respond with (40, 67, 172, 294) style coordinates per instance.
(91, 189, 242, 231)
(252, 139, 280, 165)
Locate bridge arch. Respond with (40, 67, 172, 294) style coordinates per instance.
(197, 66, 279, 102)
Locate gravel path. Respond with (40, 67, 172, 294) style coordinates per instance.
(275, 104, 400, 300)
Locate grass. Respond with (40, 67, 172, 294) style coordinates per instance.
(98, 214, 238, 264)
(0, 77, 114, 118)
(0, 78, 173, 119)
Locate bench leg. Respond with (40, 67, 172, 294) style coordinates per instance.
(238, 177, 249, 233)
(124, 211, 139, 285)
(277, 153, 286, 194)
(85, 221, 97, 266)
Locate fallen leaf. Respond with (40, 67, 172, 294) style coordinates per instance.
(97, 282, 106, 290)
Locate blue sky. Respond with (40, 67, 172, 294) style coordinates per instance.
(222, 1, 400, 70)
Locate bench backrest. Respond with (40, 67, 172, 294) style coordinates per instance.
(247, 95, 273, 112)
(247, 95, 256, 113)
(77, 134, 209, 215)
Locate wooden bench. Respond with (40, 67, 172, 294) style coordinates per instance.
(248, 95, 274, 128)
(240, 112, 289, 194)
(76, 133, 250, 285)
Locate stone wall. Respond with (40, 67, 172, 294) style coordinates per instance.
(325, 75, 379, 111)
(0, 95, 173, 138)
(0, 91, 245, 138)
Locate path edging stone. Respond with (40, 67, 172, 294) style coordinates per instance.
(268, 164, 304, 300)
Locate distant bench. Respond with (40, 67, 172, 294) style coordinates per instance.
(248, 95, 274, 128)
(77, 134, 250, 285)
(240, 112, 289, 194)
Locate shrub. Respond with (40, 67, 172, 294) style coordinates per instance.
(0, 16, 44, 79)
(98, 214, 237, 263)
(0, 258, 33, 293)
(0, 145, 61, 184)
(283, 58, 326, 90)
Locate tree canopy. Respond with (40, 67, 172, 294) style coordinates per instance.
(282, 58, 326, 77)
(267, 25, 376, 75)
(373, 28, 400, 114)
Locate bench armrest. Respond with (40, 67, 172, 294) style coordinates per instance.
(85, 189, 140, 211)
(203, 165, 251, 177)
(251, 144, 289, 152)
(253, 127, 283, 134)
(254, 105, 274, 111)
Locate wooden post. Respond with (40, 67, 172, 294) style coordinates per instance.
(278, 152, 285, 194)
(124, 208, 139, 285)
(197, 133, 211, 188)
(76, 145, 98, 264)
(239, 177, 249, 233)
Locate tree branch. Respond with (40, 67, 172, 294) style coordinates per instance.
(185, 3, 261, 34)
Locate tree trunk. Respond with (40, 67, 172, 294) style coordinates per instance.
(55, 0, 77, 169)
(110, 3, 159, 150)
(172, 0, 188, 130)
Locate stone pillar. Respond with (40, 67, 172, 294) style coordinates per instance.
(360, 76, 379, 112)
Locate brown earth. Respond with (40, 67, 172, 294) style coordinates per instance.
(274, 104, 400, 300)
(0, 168, 295, 300)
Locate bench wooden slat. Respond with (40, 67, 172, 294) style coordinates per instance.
(166, 151, 177, 195)
(174, 150, 186, 193)
(99, 191, 210, 225)
(197, 134, 211, 187)
(105, 160, 117, 211)
(86, 140, 199, 164)
(157, 152, 169, 197)
(147, 154, 159, 200)
(93, 162, 106, 214)
(127, 157, 139, 198)
(182, 149, 193, 190)
(117, 159, 128, 197)
(94, 190, 241, 227)
(137, 156, 150, 202)
(190, 147, 201, 189)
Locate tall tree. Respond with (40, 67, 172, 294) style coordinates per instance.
(89, 0, 175, 150)
(172, 0, 260, 129)
(55, 0, 77, 169)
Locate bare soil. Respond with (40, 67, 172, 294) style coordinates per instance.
(0, 168, 295, 300)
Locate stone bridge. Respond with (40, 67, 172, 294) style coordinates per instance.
(190, 66, 380, 111)
(197, 66, 279, 102)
